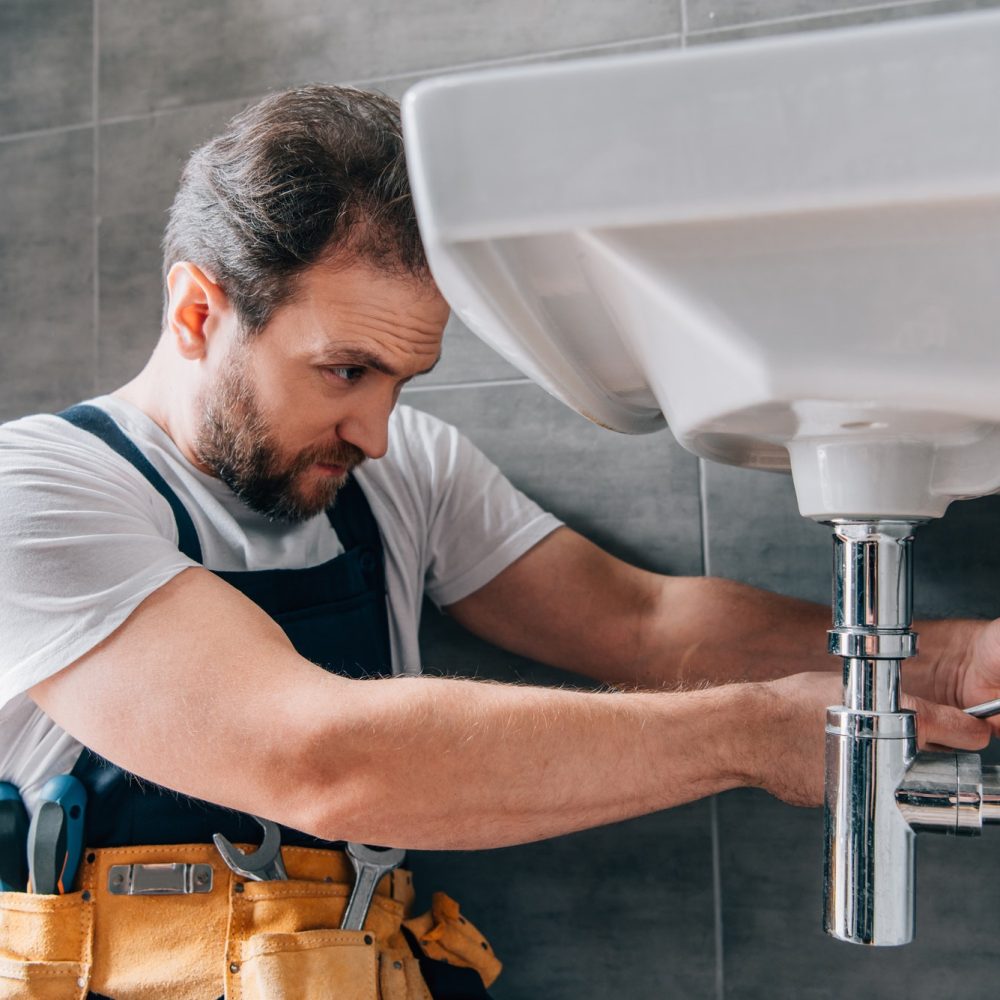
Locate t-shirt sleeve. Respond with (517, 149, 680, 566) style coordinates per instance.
(393, 407, 562, 608)
(0, 417, 198, 709)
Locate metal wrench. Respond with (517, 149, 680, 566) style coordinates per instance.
(341, 843, 406, 931)
(213, 816, 288, 881)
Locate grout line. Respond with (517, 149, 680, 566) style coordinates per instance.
(711, 794, 725, 1000)
(346, 31, 683, 84)
(0, 0, 979, 144)
(0, 121, 93, 145)
(698, 457, 724, 998)
(403, 376, 533, 395)
(687, 0, 970, 38)
(67, 31, 685, 133)
(92, 0, 100, 395)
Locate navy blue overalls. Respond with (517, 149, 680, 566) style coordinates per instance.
(60, 403, 392, 849)
(59, 404, 492, 1000)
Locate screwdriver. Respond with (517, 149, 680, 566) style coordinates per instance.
(966, 698, 1000, 719)
(0, 783, 29, 892)
(27, 800, 67, 895)
(38, 776, 86, 891)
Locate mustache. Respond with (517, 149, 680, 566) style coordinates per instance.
(289, 440, 367, 475)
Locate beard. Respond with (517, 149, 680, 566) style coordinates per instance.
(194, 353, 365, 524)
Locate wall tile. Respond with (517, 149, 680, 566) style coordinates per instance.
(703, 459, 1000, 621)
(96, 100, 255, 390)
(0, 130, 94, 420)
(98, 99, 251, 221)
(0, 0, 92, 136)
(703, 462, 830, 605)
(409, 805, 717, 1000)
(912, 495, 1000, 620)
(688, 0, 1000, 39)
(407, 381, 714, 998)
(719, 789, 1000, 999)
(404, 383, 703, 574)
(96, 212, 164, 391)
(99, 0, 681, 120)
(369, 32, 682, 104)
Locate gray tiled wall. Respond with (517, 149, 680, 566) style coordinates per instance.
(4, 1, 1000, 997)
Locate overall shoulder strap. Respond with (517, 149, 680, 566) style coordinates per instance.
(326, 475, 382, 554)
(58, 403, 204, 563)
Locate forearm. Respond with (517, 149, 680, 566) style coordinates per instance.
(297, 673, 769, 850)
(613, 575, 983, 704)
(612, 576, 833, 689)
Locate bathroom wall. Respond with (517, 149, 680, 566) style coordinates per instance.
(3, 0, 1000, 996)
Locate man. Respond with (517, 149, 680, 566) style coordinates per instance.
(0, 84, 995, 998)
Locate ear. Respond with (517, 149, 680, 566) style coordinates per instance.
(165, 262, 231, 360)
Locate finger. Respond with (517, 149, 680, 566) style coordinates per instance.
(906, 696, 991, 751)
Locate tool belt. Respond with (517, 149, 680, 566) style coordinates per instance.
(0, 843, 502, 999)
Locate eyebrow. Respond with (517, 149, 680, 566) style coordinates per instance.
(317, 348, 440, 379)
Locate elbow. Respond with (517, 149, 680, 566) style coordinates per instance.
(270, 679, 404, 844)
(287, 761, 407, 845)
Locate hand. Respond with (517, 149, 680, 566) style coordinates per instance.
(753, 672, 990, 808)
(948, 618, 1000, 727)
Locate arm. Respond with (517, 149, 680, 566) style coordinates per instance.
(445, 526, 988, 712)
(445, 526, 832, 688)
(31, 563, 988, 851)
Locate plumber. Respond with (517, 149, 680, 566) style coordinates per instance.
(0, 85, 995, 999)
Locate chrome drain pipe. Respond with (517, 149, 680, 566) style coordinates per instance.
(823, 521, 1000, 946)
(823, 521, 918, 946)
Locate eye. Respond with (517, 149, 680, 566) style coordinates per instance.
(325, 366, 365, 384)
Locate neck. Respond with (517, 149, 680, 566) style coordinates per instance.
(112, 340, 214, 475)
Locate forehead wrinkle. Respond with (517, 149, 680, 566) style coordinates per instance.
(323, 309, 442, 360)
(331, 301, 445, 342)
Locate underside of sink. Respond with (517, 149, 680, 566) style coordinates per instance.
(403, 10, 1000, 519)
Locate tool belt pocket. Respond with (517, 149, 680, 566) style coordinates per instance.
(0, 889, 93, 999)
(239, 929, 378, 1000)
(226, 877, 404, 1000)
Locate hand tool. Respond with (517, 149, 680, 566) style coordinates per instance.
(27, 800, 67, 894)
(966, 698, 1000, 719)
(37, 775, 86, 891)
(341, 842, 406, 931)
(0, 783, 29, 892)
(213, 816, 288, 881)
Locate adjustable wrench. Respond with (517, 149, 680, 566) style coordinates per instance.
(213, 816, 288, 881)
(341, 843, 406, 931)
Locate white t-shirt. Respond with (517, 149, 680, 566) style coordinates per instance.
(0, 396, 561, 810)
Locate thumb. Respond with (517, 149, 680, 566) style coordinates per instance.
(902, 693, 990, 751)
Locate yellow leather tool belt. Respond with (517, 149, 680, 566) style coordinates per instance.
(0, 843, 502, 1000)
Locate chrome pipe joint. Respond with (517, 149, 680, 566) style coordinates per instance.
(822, 521, 1000, 947)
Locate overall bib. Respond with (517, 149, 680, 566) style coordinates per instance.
(0, 404, 500, 1000)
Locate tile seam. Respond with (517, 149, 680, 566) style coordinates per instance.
(687, 0, 971, 38)
(698, 458, 724, 1000)
(90, 32, 682, 130)
(0, 121, 93, 145)
(711, 795, 724, 1000)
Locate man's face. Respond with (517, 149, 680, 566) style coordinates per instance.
(194, 261, 447, 522)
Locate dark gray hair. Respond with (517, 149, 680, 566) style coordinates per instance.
(163, 85, 428, 333)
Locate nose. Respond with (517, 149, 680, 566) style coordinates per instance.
(336, 388, 393, 460)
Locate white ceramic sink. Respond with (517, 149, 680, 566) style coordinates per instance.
(402, 11, 1000, 520)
